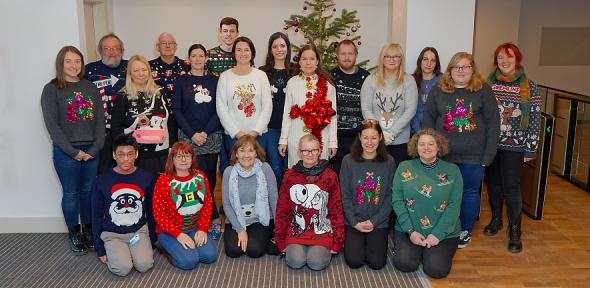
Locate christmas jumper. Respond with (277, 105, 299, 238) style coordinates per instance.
(331, 67, 370, 135)
(153, 171, 213, 237)
(149, 56, 188, 109)
(92, 168, 154, 257)
(392, 159, 463, 241)
(339, 154, 396, 229)
(84, 60, 128, 128)
(423, 85, 500, 166)
(111, 90, 170, 157)
(207, 46, 236, 77)
(40, 80, 105, 157)
(411, 75, 442, 133)
(274, 164, 345, 252)
(216, 68, 272, 138)
(360, 74, 418, 144)
(172, 74, 221, 137)
(278, 74, 338, 168)
(264, 68, 291, 129)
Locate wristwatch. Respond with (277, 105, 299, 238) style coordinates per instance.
(406, 228, 415, 236)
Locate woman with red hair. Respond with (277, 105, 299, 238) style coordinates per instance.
(152, 142, 218, 270)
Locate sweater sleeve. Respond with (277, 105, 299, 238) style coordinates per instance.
(278, 79, 294, 145)
(91, 178, 106, 257)
(339, 157, 359, 227)
(422, 86, 439, 129)
(430, 164, 463, 240)
(390, 76, 418, 139)
(369, 159, 395, 227)
(480, 85, 501, 166)
(524, 81, 542, 158)
(172, 77, 195, 137)
(326, 83, 338, 149)
(392, 162, 414, 233)
(216, 73, 240, 138)
(253, 71, 272, 134)
(221, 166, 245, 232)
(326, 169, 345, 252)
(196, 171, 213, 232)
(40, 84, 79, 157)
(87, 85, 105, 157)
(203, 77, 221, 134)
(152, 174, 182, 238)
(263, 163, 279, 220)
(274, 169, 293, 252)
(360, 76, 380, 121)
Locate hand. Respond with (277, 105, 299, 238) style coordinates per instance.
(176, 232, 196, 249)
(383, 131, 394, 145)
(191, 132, 207, 146)
(278, 144, 287, 157)
(99, 255, 107, 264)
(424, 234, 440, 248)
(524, 157, 534, 163)
(409, 231, 426, 247)
(247, 131, 259, 138)
(330, 250, 337, 254)
(74, 150, 85, 161)
(328, 148, 337, 159)
(194, 230, 208, 247)
(235, 131, 246, 139)
(354, 220, 374, 233)
(81, 153, 93, 161)
(237, 230, 248, 252)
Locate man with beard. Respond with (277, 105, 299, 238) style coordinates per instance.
(331, 40, 370, 175)
(92, 134, 154, 276)
(85, 33, 128, 174)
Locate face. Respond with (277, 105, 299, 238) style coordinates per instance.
(189, 48, 207, 71)
(298, 139, 321, 167)
(234, 41, 252, 66)
(130, 60, 149, 87)
(157, 34, 177, 57)
(360, 128, 381, 155)
(236, 143, 257, 170)
(421, 50, 437, 75)
(173, 151, 193, 172)
(417, 134, 439, 163)
(271, 38, 288, 62)
(100, 37, 123, 67)
(336, 44, 357, 71)
(497, 48, 517, 76)
(299, 49, 319, 76)
(220, 24, 238, 48)
(383, 49, 402, 71)
(63, 51, 82, 81)
(113, 145, 137, 172)
(451, 57, 473, 87)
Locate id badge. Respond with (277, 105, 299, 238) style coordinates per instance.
(129, 234, 140, 246)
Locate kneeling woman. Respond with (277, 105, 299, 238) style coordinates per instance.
(153, 142, 218, 270)
(340, 119, 396, 270)
(392, 129, 462, 278)
(222, 135, 278, 258)
(275, 134, 344, 271)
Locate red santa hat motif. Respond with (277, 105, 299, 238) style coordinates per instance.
(111, 183, 144, 200)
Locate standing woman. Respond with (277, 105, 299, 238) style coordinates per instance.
(41, 46, 105, 255)
(259, 32, 297, 185)
(216, 36, 272, 160)
(411, 47, 442, 134)
(484, 43, 542, 253)
(423, 52, 500, 248)
(173, 44, 223, 239)
(278, 44, 337, 168)
(340, 119, 396, 270)
(361, 43, 418, 166)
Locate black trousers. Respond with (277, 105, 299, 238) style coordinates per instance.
(197, 153, 220, 220)
(387, 143, 408, 167)
(344, 226, 389, 270)
(97, 130, 115, 175)
(332, 133, 356, 176)
(224, 222, 275, 258)
(393, 231, 458, 279)
(485, 150, 524, 221)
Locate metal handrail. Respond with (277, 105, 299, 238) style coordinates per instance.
(539, 85, 590, 104)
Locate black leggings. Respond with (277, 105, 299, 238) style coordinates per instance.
(197, 153, 220, 220)
(224, 222, 273, 258)
(344, 226, 389, 270)
(393, 231, 458, 279)
(486, 150, 524, 221)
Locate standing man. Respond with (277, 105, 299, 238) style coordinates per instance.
(331, 40, 370, 175)
(85, 33, 128, 174)
(207, 17, 239, 77)
(150, 32, 188, 143)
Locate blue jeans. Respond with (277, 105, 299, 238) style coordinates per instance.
(456, 163, 484, 232)
(221, 133, 268, 174)
(52, 144, 99, 228)
(266, 128, 287, 185)
(158, 228, 218, 270)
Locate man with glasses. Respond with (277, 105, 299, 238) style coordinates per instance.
(85, 33, 128, 174)
(150, 32, 187, 143)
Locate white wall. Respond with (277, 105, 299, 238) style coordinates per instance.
(0, 0, 85, 232)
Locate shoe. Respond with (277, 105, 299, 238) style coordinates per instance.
(68, 225, 88, 256)
(209, 223, 221, 240)
(457, 230, 471, 249)
(508, 217, 523, 253)
(483, 211, 503, 236)
(81, 224, 94, 249)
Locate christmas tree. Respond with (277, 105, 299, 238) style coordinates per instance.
(283, 0, 368, 70)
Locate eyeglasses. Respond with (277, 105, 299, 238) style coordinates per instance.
(452, 65, 472, 72)
(384, 55, 402, 60)
(174, 154, 192, 161)
(115, 152, 136, 159)
(160, 41, 177, 46)
(361, 119, 379, 125)
(300, 149, 320, 156)
(102, 47, 121, 52)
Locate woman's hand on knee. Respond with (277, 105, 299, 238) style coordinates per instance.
(194, 230, 208, 246)
(176, 232, 196, 249)
(424, 234, 440, 248)
(237, 230, 248, 252)
(99, 255, 107, 264)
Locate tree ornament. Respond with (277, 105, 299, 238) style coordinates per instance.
(303, 6, 307, 10)
(293, 55, 299, 62)
(346, 32, 350, 36)
(295, 28, 299, 32)
(293, 18, 299, 27)
(351, 26, 357, 32)
(357, 41, 362, 45)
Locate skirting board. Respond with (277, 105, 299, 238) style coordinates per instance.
(0, 217, 68, 233)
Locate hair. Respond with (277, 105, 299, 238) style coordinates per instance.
(296, 44, 335, 86)
(229, 135, 266, 165)
(50, 46, 85, 90)
(407, 128, 450, 159)
(297, 134, 320, 151)
(349, 119, 389, 162)
(439, 52, 484, 93)
(336, 39, 358, 54)
(412, 47, 442, 92)
(165, 142, 199, 177)
(219, 17, 239, 32)
(493, 42, 523, 70)
(231, 36, 256, 66)
(112, 133, 138, 152)
(260, 32, 297, 77)
(375, 43, 406, 88)
(97, 33, 124, 54)
(124, 55, 161, 100)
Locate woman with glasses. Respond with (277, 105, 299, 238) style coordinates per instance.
(411, 47, 442, 134)
(423, 52, 500, 249)
(221, 135, 278, 258)
(275, 134, 344, 271)
(152, 142, 218, 270)
(361, 43, 418, 166)
(339, 119, 396, 270)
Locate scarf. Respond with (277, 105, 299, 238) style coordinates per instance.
(487, 68, 531, 130)
(229, 159, 270, 229)
(293, 159, 330, 176)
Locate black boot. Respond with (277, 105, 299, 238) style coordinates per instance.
(81, 224, 94, 250)
(483, 211, 503, 236)
(508, 217, 523, 253)
(68, 225, 88, 256)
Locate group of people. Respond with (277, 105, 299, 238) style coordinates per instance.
(41, 16, 542, 279)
